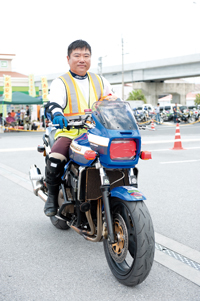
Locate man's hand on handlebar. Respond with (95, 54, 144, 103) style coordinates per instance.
(53, 113, 68, 129)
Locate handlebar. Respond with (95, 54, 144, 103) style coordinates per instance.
(49, 116, 95, 130)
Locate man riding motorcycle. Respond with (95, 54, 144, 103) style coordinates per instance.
(44, 40, 113, 217)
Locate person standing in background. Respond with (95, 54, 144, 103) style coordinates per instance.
(16, 110, 21, 125)
(173, 103, 178, 123)
(20, 106, 25, 121)
(40, 106, 45, 127)
(26, 105, 31, 121)
(155, 103, 160, 125)
(10, 110, 16, 118)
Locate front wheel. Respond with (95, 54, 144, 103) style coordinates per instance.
(146, 117, 151, 125)
(188, 116, 195, 123)
(103, 199, 155, 287)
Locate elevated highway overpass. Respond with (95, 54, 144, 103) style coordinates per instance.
(94, 53, 200, 105)
(95, 53, 200, 84)
(35, 53, 200, 106)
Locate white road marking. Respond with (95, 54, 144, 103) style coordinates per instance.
(0, 162, 32, 191)
(155, 249, 200, 286)
(0, 147, 36, 152)
(144, 147, 200, 152)
(160, 159, 200, 164)
(142, 138, 200, 145)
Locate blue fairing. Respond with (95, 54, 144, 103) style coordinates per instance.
(74, 133, 90, 147)
(69, 133, 95, 166)
(88, 111, 141, 169)
(110, 186, 146, 201)
(69, 101, 142, 168)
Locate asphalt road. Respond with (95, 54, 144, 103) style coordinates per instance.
(0, 123, 200, 301)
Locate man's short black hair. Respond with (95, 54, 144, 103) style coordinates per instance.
(68, 40, 91, 57)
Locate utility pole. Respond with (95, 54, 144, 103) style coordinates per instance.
(121, 37, 124, 100)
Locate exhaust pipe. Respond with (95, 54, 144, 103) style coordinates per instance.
(29, 164, 45, 197)
(29, 164, 68, 223)
(37, 190, 47, 202)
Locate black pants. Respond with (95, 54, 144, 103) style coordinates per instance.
(51, 137, 72, 161)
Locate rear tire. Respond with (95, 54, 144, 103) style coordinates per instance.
(103, 199, 155, 287)
(50, 216, 70, 230)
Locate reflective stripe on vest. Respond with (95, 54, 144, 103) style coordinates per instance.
(59, 72, 103, 116)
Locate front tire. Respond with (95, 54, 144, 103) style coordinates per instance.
(146, 117, 151, 125)
(188, 116, 195, 123)
(103, 199, 155, 287)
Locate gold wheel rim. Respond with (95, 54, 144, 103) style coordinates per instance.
(112, 221, 124, 255)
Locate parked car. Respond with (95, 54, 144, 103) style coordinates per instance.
(134, 106, 143, 113)
(188, 105, 197, 110)
(133, 104, 155, 114)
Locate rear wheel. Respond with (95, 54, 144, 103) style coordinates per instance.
(103, 199, 155, 287)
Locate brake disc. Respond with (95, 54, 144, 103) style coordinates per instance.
(107, 213, 128, 263)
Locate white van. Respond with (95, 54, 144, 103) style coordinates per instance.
(142, 104, 154, 113)
(160, 103, 181, 114)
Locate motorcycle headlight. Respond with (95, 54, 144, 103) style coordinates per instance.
(110, 139, 137, 161)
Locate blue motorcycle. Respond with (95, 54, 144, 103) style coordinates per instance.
(29, 100, 155, 287)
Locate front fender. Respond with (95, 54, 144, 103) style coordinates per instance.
(110, 186, 146, 201)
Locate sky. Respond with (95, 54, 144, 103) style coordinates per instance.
(1, 0, 200, 82)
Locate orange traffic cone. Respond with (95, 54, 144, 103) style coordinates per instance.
(151, 119, 155, 130)
(171, 123, 184, 150)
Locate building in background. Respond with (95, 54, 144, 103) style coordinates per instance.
(0, 54, 40, 115)
(158, 90, 200, 107)
(0, 54, 39, 97)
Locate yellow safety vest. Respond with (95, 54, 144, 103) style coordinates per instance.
(54, 71, 104, 140)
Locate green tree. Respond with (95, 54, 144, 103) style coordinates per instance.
(127, 89, 146, 103)
(194, 93, 200, 106)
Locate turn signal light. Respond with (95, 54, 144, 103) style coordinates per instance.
(84, 150, 97, 160)
(140, 151, 152, 160)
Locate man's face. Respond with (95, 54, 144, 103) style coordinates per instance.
(67, 48, 91, 76)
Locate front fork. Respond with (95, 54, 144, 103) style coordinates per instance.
(96, 159, 115, 244)
(96, 159, 137, 244)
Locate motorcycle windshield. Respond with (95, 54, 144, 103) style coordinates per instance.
(92, 101, 138, 130)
